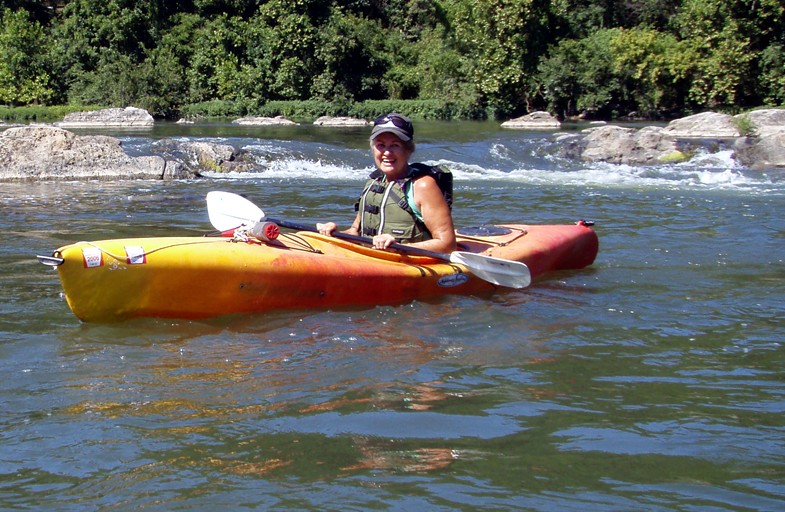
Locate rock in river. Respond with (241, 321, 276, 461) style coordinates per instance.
(0, 126, 188, 181)
(55, 106, 155, 128)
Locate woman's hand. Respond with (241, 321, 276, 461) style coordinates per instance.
(372, 233, 396, 250)
(316, 222, 337, 236)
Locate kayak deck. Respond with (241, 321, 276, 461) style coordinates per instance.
(45, 223, 598, 322)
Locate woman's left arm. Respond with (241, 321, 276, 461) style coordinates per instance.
(411, 176, 457, 253)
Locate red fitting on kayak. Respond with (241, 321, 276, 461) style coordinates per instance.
(262, 222, 280, 240)
(250, 221, 279, 241)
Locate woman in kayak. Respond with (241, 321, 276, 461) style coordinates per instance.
(317, 113, 457, 253)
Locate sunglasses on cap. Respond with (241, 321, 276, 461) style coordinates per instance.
(373, 113, 413, 132)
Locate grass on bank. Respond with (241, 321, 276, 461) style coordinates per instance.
(180, 98, 487, 121)
(0, 105, 107, 123)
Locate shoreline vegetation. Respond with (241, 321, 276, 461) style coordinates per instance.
(3, 100, 477, 124)
(1, 101, 783, 127)
(1, 1, 783, 123)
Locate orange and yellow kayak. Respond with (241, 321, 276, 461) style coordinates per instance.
(42, 222, 598, 322)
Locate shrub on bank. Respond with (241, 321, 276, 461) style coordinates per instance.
(179, 100, 243, 119)
(253, 100, 341, 119)
(350, 100, 446, 120)
(179, 99, 487, 122)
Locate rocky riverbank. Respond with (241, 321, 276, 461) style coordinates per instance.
(1, 108, 783, 181)
(506, 110, 785, 169)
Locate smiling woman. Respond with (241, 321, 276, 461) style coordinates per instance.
(318, 113, 457, 253)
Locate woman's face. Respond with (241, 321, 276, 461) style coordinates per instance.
(372, 132, 412, 178)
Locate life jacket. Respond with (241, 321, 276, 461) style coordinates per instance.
(356, 163, 452, 243)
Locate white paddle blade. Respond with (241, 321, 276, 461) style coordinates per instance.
(449, 252, 531, 289)
(206, 191, 265, 231)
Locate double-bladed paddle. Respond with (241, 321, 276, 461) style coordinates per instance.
(205, 191, 531, 289)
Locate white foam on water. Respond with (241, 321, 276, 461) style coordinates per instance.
(202, 145, 783, 195)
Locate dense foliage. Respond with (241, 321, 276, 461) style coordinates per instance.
(1, 0, 782, 120)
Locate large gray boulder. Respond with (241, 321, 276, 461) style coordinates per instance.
(554, 110, 785, 169)
(0, 125, 189, 181)
(731, 109, 785, 169)
(152, 139, 256, 174)
(734, 133, 785, 170)
(233, 116, 297, 126)
(56, 106, 155, 128)
(313, 116, 370, 126)
(662, 112, 739, 138)
(502, 111, 561, 129)
(735, 108, 785, 137)
(576, 125, 687, 165)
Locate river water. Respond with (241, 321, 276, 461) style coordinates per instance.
(2, 121, 784, 511)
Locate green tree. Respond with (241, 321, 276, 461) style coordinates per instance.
(68, 49, 144, 106)
(186, 14, 247, 103)
(371, 0, 450, 101)
(723, 0, 785, 106)
(193, 0, 260, 17)
(537, 29, 620, 118)
(414, 28, 475, 104)
(0, 8, 54, 105)
(49, 0, 168, 107)
(54, 0, 162, 65)
(759, 43, 785, 105)
(252, 0, 325, 100)
(445, 0, 549, 116)
(311, 9, 388, 102)
(609, 28, 695, 117)
(142, 13, 202, 114)
(136, 45, 190, 117)
(673, 0, 754, 109)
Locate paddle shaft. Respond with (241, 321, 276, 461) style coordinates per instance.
(205, 191, 530, 288)
(268, 218, 453, 261)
